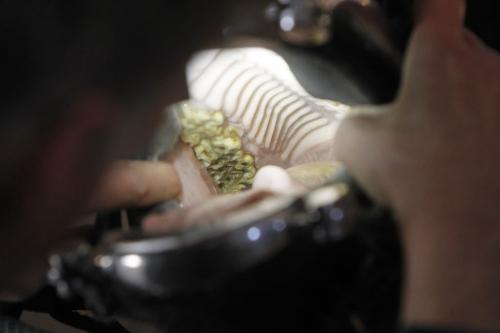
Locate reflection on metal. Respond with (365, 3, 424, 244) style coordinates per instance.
(266, 0, 333, 45)
(266, 0, 401, 68)
(95, 255, 113, 269)
(266, 0, 376, 46)
(329, 206, 344, 222)
(280, 9, 296, 32)
(120, 254, 143, 269)
(279, 1, 331, 45)
(247, 226, 262, 241)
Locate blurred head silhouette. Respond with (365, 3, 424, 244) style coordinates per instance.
(0, 0, 239, 296)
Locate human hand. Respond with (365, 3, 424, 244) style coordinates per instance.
(87, 160, 181, 212)
(142, 164, 307, 232)
(334, 0, 500, 330)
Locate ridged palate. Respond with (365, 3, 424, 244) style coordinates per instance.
(186, 47, 351, 168)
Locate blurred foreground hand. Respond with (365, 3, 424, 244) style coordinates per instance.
(333, 0, 500, 330)
(87, 160, 181, 212)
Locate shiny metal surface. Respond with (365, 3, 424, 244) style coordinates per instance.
(49, 170, 385, 320)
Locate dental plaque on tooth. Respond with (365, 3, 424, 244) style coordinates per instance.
(169, 47, 351, 206)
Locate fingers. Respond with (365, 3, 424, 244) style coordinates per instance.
(87, 160, 181, 212)
(416, 0, 466, 30)
(142, 190, 274, 233)
(333, 112, 390, 204)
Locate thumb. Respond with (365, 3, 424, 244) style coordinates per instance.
(416, 0, 466, 31)
(87, 160, 181, 212)
(333, 108, 391, 204)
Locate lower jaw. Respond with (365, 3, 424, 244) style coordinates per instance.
(166, 102, 341, 207)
